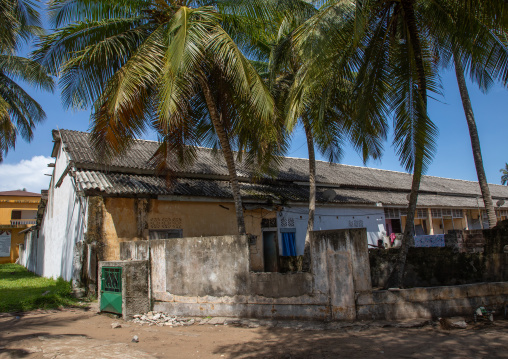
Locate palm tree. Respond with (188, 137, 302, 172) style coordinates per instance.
(288, 0, 438, 286)
(440, 5, 508, 229)
(501, 163, 508, 185)
(257, 8, 385, 268)
(288, 0, 505, 286)
(0, 0, 54, 161)
(453, 56, 498, 228)
(242, 5, 386, 269)
(35, 0, 278, 235)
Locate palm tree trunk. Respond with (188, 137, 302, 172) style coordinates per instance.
(198, 75, 247, 235)
(302, 118, 315, 271)
(388, 0, 427, 288)
(453, 54, 497, 229)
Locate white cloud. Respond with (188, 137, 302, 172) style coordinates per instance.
(0, 156, 53, 193)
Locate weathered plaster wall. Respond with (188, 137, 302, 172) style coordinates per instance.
(357, 282, 508, 320)
(102, 198, 142, 261)
(20, 145, 87, 281)
(119, 228, 371, 321)
(278, 206, 385, 254)
(370, 248, 489, 288)
(370, 222, 508, 288)
(148, 200, 268, 238)
(483, 220, 508, 280)
(100, 198, 272, 270)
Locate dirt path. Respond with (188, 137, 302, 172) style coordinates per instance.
(1, 306, 507, 358)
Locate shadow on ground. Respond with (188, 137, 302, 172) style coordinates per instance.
(213, 321, 508, 359)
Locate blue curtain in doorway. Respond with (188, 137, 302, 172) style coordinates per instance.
(281, 232, 296, 256)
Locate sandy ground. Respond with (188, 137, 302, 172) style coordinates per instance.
(0, 306, 507, 359)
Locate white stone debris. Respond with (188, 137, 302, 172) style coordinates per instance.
(439, 317, 468, 329)
(131, 312, 195, 327)
(111, 322, 122, 329)
(132, 335, 139, 343)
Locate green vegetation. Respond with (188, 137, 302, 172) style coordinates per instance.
(0, 264, 78, 312)
(501, 163, 508, 185)
(0, 0, 54, 161)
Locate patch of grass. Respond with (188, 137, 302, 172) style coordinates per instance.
(0, 264, 79, 313)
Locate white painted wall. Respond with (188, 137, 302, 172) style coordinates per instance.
(277, 205, 386, 255)
(22, 144, 88, 281)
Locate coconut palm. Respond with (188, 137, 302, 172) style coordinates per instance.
(442, 9, 508, 228)
(0, 0, 54, 161)
(288, 0, 505, 286)
(35, 0, 280, 235)
(453, 56, 498, 228)
(288, 0, 439, 286)
(265, 11, 385, 268)
(501, 163, 508, 185)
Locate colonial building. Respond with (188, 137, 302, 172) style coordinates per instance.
(19, 129, 508, 282)
(0, 190, 40, 264)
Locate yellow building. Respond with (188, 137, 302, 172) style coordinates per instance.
(0, 190, 41, 264)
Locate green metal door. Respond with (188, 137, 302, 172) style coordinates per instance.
(100, 267, 122, 314)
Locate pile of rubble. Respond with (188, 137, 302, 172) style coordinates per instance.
(131, 312, 195, 327)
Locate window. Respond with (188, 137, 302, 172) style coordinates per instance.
(442, 208, 452, 217)
(416, 209, 428, 219)
(149, 229, 182, 240)
(431, 208, 442, 218)
(384, 208, 400, 219)
(452, 209, 463, 218)
(11, 210, 21, 220)
(261, 218, 277, 228)
(280, 229, 296, 256)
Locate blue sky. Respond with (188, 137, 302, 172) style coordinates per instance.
(1, 46, 507, 193)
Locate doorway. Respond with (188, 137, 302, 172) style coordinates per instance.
(263, 231, 279, 272)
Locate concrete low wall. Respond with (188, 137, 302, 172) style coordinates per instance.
(357, 282, 508, 320)
(120, 229, 372, 321)
(112, 228, 508, 322)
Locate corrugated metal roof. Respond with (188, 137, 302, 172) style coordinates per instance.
(72, 170, 502, 208)
(74, 170, 308, 202)
(56, 129, 508, 207)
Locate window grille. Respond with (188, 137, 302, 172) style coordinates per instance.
(431, 208, 442, 218)
(442, 208, 452, 217)
(261, 218, 277, 228)
(149, 217, 182, 229)
(399, 208, 408, 216)
(416, 209, 428, 219)
(452, 209, 463, 218)
(103, 267, 122, 293)
(384, 208, 399, 219)
(348, 219, 364, 227)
